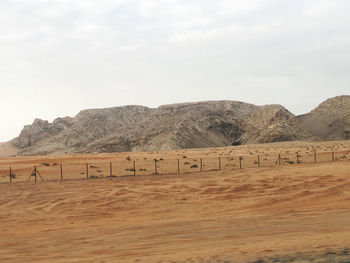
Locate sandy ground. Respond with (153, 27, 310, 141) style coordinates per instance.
(0, 158, 350, 262)
(1, 140, 350, 183)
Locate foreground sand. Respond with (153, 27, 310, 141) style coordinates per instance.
(1, 160, 350, 262)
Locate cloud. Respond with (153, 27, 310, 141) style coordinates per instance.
(0, 0, 349, 140)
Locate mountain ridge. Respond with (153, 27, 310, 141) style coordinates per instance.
(8, 96, 350, 156)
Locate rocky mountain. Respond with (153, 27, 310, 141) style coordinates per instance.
(9, 96, 350, 156)
(297, 95, 350, 141)
(240, 105, 318, 144)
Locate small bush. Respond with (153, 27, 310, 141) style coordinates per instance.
(190, 164, 198, 168)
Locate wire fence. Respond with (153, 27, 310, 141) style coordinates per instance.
(0, 149, 349, 183)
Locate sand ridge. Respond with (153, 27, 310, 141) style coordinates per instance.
(0, 159, 350, 262)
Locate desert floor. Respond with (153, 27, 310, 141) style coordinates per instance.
(1, 140, 350, 183)
(1, 142, 350, 262)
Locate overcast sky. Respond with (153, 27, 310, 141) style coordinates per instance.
(0, 0, 349, 141)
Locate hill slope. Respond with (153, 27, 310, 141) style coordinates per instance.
(8, 96, 349, 156)
(297, 95, 350, 140)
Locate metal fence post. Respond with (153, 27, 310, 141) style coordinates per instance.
(86, 163, 89, 179)
(154, 159, 158, 174)
(60, 164, 63, 181)
(296, 152, 300, 164)
(177, 159, 180, 174)
(314, 150, 317, 163)
(34, 166, 37, 182)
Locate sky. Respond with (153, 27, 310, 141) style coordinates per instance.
(0, 0, 349, 141)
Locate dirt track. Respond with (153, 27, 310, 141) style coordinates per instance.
(1, 160, 350, 262)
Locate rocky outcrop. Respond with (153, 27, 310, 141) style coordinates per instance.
(12, 117, 73, 148)
(297, 96, 350, 140)
(9, 96, 350, 156)
(240, 105, 317, 143)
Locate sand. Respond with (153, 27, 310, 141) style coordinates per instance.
(1, 140, 350, 183)
(0, 141, 350, 262)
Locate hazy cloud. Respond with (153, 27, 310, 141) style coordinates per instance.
(0, 0, 349, 140)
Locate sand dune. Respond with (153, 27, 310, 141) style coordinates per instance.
(1, 154, 350, 262)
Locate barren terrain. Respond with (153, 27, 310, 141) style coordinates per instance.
(1, 141, 350, 262)
(10, 96, 350, 156)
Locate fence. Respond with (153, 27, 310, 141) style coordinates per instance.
(0, 149, 349, 183)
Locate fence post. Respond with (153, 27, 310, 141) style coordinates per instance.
(34, 166, 37, 182)
(314, 150, 317, 163)
(257, 155, 260, 167)
(60, 164, 63, 181)
(133, 161, 136, 176)
(296, 152, 300, 164)
(239, 156, 243, 169)
(332, 152, 335, 161)
(177, 159, 180, 174)
(86, 163, 89, 179)
(109, 162, 112, 177)
(200, 158, 203, 172)
(154, 159, 158, 174)
(218, 157, 221, 170)
(9, 167, 12, 183)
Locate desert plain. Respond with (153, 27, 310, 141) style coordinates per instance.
(1, 141, 350, 262)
